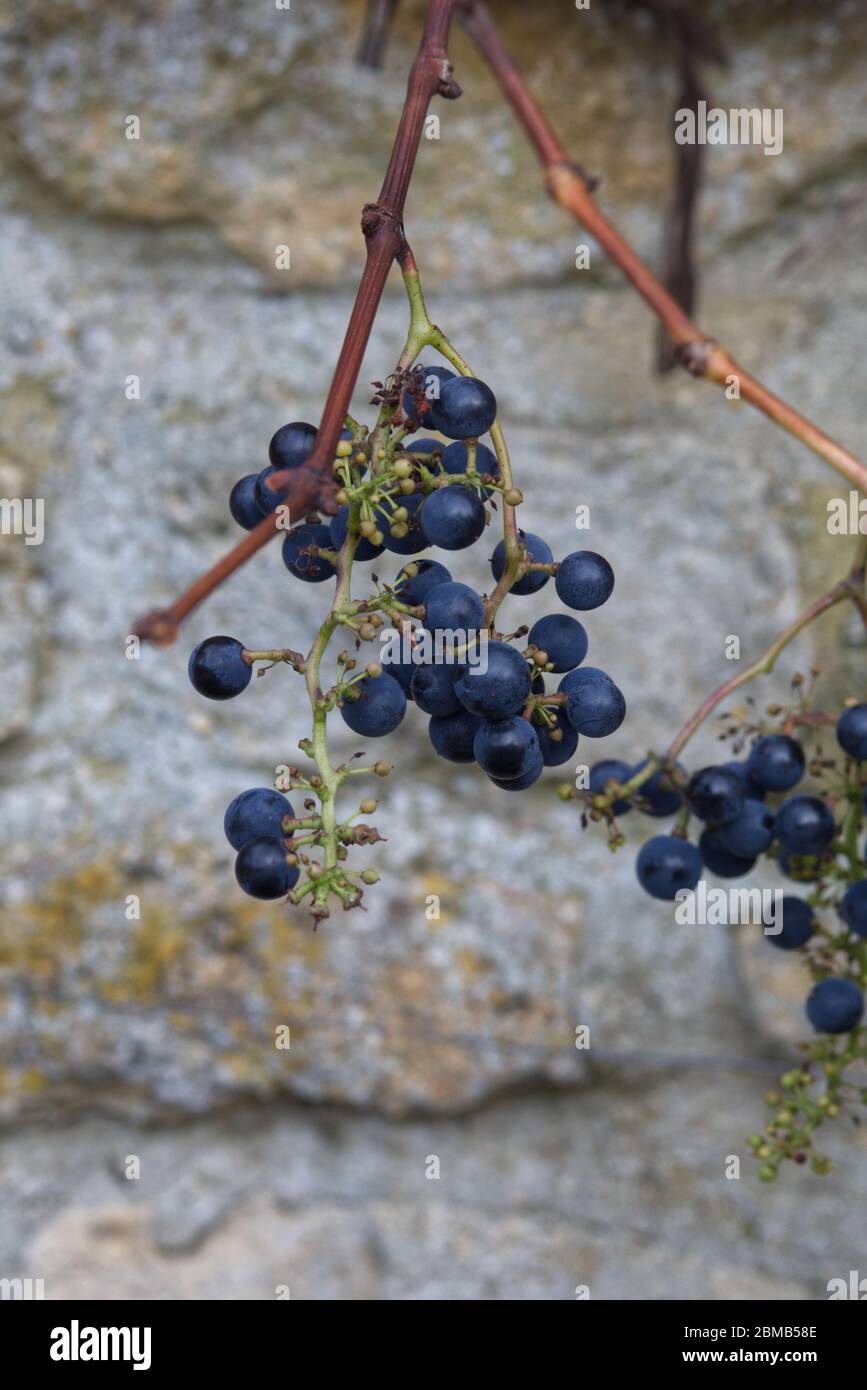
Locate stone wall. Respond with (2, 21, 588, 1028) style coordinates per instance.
(0, 0, 866, 1299)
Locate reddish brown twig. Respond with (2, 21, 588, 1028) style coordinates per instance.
(457, 0, 867, 495)
(133, 0, 460, 645)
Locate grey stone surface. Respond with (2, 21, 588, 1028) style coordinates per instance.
(0, 0, 865, 1298)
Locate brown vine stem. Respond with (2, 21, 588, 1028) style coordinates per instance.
(665, 533, 867, 763)
(133, 0, 459, 646)
(457, 0, 867, 496)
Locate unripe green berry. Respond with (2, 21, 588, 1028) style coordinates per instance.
(399, 479, 415, 495)
(361, 869, 380, 885)
(394, 458, 412, 478)
(359, 623, 376, 641)
(366, 662, 382, 678)
(360, 799, 377, 814)
(336, 440, 353, 458)
(390, 523, 408, 539)
(374, 761, 392, 777)
(504, 488, 522, 506)
(758, 1165, 777, 1183)
(360, 519, 376, 538)
(335, 489, 349, 506)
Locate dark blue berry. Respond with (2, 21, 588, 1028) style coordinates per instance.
(564, 675, 625, 738)
(281, 523, 336, 583)
(453, 641, 531, 719)
(441, 440, 499, 492)
(746, 734, 805, 791)
(535, 709, 578, 766)
(774, 794, 835, 854)
(329, 506, 384, 561)
(406, 438, 443, 462)
(379, 649, 416, 698)
(836, 703, 867, 760)
(806, 977, 864, 1034)
(225, 788, 294, 851)
(474, 717, 540, 780)
(254, 464, 289, 515)
(188, 636, 251, 701)
(589, 759, 633, 814)
(235, 836, 299, 900)
(719, 800, 776, 857)
(555, 551, 615, 611)
(488, 742, 544, 791)
(491, 530, 552, 596)
(428, 709, 483, 763)
(632, 759, 684, 817)
(527, 614, 588, 672)
(636, 834, 703, 900)
(768, 896, 814, 950)
(420, 486, 487, 550)
(377, 494, 427, 555)
(403, 365, 455, 426)
(723, 759, 766, 802)
(395, 559, 452, 607)
(557, 666, 613, 697)
(340, 671, 406, 737)
(423, 581, 485, 634)
(686, 766, 744, 824)
(229, 474, 263, 530)
(428, 375, 497, 439)
(268, 421, 317, 470)
(410, 662, 462, 717)
(841, 880, 867, 937)
(699, 828, 755, 878)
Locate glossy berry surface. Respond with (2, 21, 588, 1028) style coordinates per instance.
(410, 662, 462, 717)
(564, 675, 626, 738)
(340, 672, 406, 737)
(768, 896, 814, 950)
(699, 828, 755, 878)
(589, 758, 633, 815)
(395, 559, 452, 607)
(453, 641, 531, 719)
(557, 666, 612, 696)
(423, 581, 485, 634)
(806, 977, 864, 1034)
(836, 703, 867, 760)
(428, 374, 497, 439)
(840, 880, 867, 937)
(268, 420, 318, 470)
(774, 795, 835, 854)
(254, 464, 289, 515)
(491, 530, 552, 595)
(188, 636, 251, 701)
(428, 709, 483, 763)
(555, 551, 615, 611)
(632, 759, 683, 817)
(474, 717, 540, 780)
(686, 766, 744, 824)
(535, 709, 578, 766)
(282, 523, 336, 583)
(235, 836, 299, 900)
(229, 474, 263, 530)
(420, 486, 487, 550)
(746, 734, 805, 791)
(379, 650, 416, 698)
(488, 743, 544, 791)
(527, 613, 588, 673)
(636, 834, 703, 900)
(723, 759, 766, 802)
(719, 800, 776, 857)
(224, 787, 294, 851)
(329, 506, 384, 561)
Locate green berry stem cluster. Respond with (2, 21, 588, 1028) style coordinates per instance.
(276, 254, 533, 923)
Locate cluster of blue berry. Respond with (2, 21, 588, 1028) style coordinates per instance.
(592, 706, 867, 1039)
(185, 363, 625, 907)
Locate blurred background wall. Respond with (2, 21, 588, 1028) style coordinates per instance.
(0, 0, 865, 1299)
